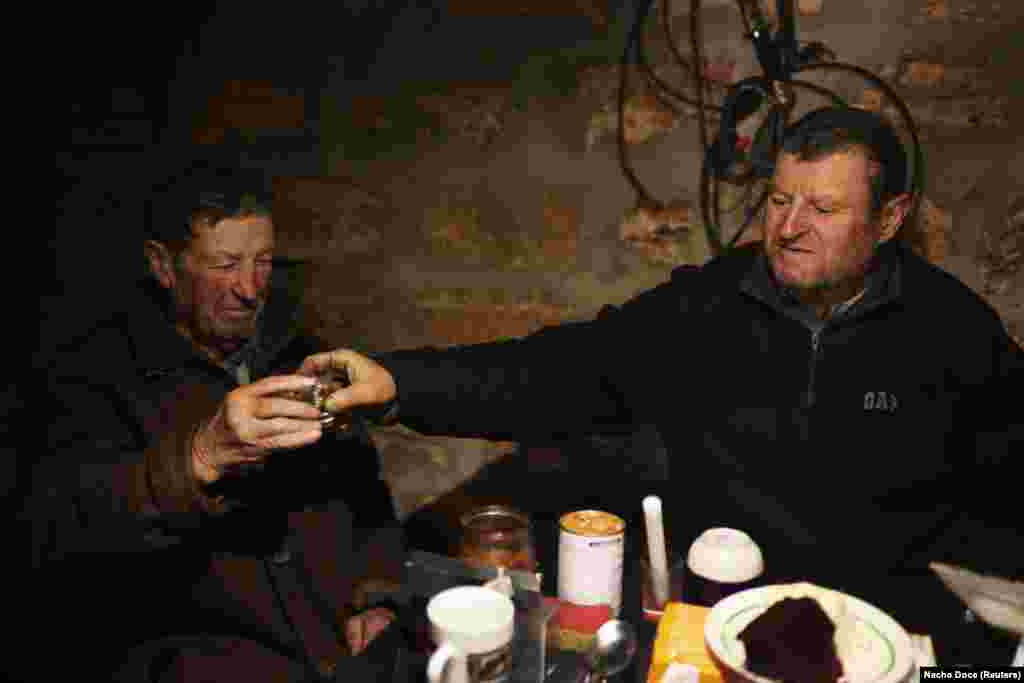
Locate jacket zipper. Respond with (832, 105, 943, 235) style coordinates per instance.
(805, 327, 823, 407)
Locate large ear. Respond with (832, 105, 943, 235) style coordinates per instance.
(144, 240, 176, 290)
(878, 193, 911, 244)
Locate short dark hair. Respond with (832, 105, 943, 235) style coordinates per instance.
(780, 107, 908, 216)
(146, 161, 274, 253)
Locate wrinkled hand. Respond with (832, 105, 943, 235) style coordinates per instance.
(298, 349, 397, 416)
(192, 375, 325, 484)
(345, 607, 396, 656)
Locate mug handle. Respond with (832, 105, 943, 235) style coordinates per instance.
(427, 641, 469, 683)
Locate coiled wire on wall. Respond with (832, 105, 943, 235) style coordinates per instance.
(615, 0, 925, 256)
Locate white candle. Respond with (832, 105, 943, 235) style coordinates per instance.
(643, 495, 670, 608)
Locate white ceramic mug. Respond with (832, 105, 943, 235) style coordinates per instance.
(426, 585, 516, 683)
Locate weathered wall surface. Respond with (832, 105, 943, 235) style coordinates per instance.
(158, 1, 1024, 517)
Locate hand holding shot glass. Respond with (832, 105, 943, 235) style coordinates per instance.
(284, 366, 353, 433)
(297, 348, 399, 425)
(191, 374, 335, 483)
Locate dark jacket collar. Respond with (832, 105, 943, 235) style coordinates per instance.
(130, 266, 305, 380)
(738, 241, 903, 329)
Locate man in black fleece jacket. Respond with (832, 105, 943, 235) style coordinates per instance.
(306, 107, 1023, 665)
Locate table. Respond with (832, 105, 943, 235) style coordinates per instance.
(399, 462, 1022, 677)
(402, 483, 661, 682)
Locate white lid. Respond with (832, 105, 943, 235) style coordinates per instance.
(662, 662, 700, 683)
(686, 527, 764, 583)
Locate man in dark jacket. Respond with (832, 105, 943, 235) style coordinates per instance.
(28, 164, 407, 682)
(307, 107, 1023, 665)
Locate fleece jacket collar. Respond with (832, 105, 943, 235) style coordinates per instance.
(738, 241, 904, 332)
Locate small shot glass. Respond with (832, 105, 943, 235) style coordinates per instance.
(312, 368, 353, 433)
(283, 367, 353, 433)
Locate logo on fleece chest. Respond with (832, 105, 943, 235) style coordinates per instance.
(862, 390, 899, 413)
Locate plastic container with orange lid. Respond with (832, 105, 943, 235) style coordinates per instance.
(647, 602, 724, 683)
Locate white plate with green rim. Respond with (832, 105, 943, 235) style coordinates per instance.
(704, 583, 915, 683)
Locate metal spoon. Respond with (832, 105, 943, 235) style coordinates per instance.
(582, 619, 638, 683)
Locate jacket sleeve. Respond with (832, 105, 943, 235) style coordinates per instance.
(376, 266, 704, 444)
(973, 327, 1024, 460)
(967, 326, 1024, 578)
(28, 345, 227, 569)
(935, 316, 1024, 582)
(373, 271, 697, 442)
(375, 319, 635, 441)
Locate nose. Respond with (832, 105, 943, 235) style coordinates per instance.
(777, 199, 807, 240)
(232, 263, 263, 305)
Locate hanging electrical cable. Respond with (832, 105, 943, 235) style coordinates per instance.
(651, 0, 723, 113)
(613, 0, 925, 257)
(616, 0, 724, 208)
(617, 0, 659, 207)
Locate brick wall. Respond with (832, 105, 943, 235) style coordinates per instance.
(194, 79, 307, 145)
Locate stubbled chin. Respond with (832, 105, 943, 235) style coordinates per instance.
(210, 318, 257, 343)
(770, 253, 805, 284)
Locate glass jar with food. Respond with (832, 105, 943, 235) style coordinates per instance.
(458, 505, 537, 573)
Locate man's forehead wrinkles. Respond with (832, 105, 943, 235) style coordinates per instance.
(210, 248, 274, 258)
(770, 186, 845, 206)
